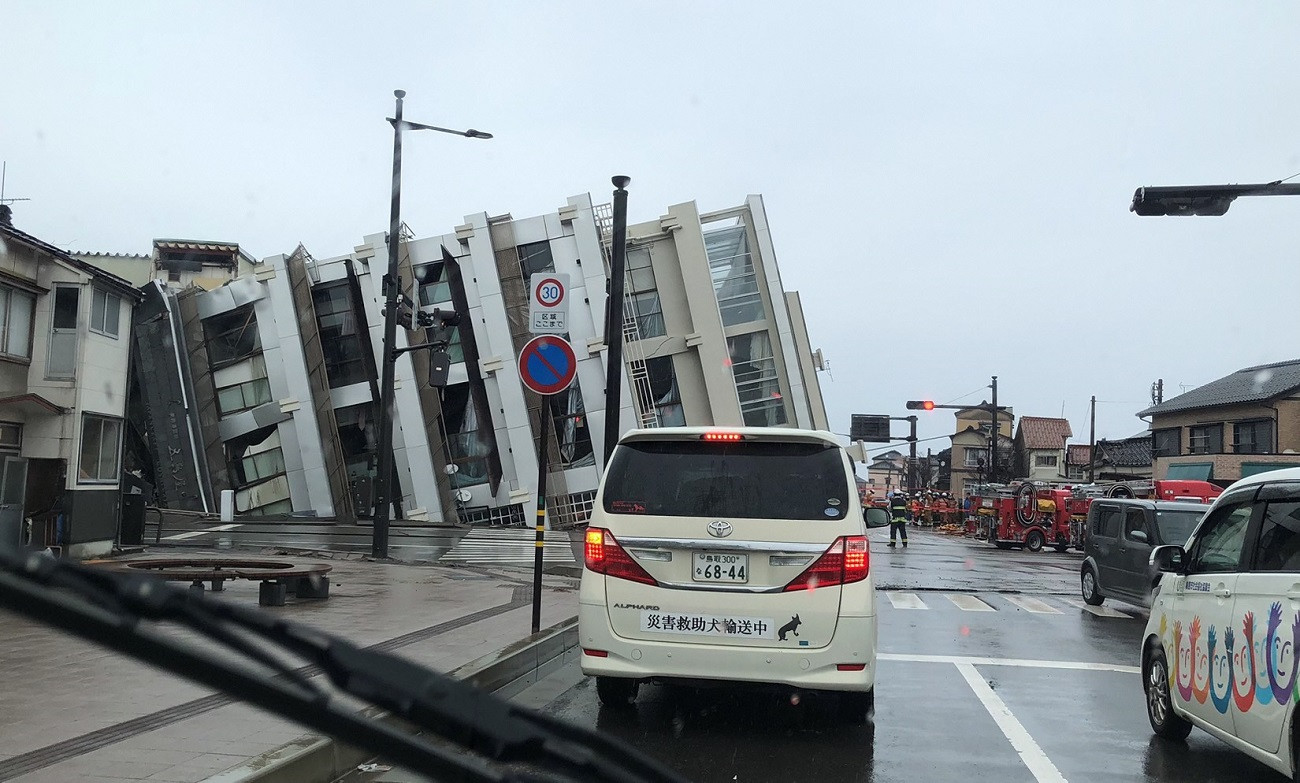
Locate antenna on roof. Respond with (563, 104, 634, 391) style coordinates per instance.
(1, 162, 31, 205)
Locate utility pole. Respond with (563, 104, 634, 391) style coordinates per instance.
(1088, 395, 1097, 483)
(907, 416, 918, 492)
(371, 90, 407, 559)
(989, 375, 999, 484)
(601, 176, 631, 468)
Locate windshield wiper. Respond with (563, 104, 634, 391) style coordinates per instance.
(0, 545, 688, 783)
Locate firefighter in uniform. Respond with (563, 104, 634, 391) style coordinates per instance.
(888, 491, 909, 548)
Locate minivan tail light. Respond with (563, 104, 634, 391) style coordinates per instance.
(783, 536, 870, 592)
(584, 528, 658, 586)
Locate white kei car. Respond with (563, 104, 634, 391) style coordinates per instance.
(578, 427, 890, 722)
(1143, 467, 1300, 779)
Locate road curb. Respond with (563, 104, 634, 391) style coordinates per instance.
(200, 616, 579, 783)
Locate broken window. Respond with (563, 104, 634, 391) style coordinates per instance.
(442, 384, 491, 488)
(550, 386, 595, 469)
(227, 425, 291, 514)
(204, 305, 261, 368)
(415, 260, 452, 306)
(517, 241, 555, 295)
(646, 356, 685, 426)
(312, 283, 369, 388)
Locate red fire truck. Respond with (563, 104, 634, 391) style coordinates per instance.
(967, 479, 1221, 553)
(969, 483, 1079, 552)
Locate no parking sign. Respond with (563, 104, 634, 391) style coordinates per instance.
(518, 335, 577, 395)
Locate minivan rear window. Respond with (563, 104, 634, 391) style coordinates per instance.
(602, 440, 851, 520)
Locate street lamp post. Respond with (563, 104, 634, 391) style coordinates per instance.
(371, 90, 492, 559)
(1131, 182, 1300, 216)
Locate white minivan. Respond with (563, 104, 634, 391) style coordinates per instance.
(578, 427, 890, 722)
(1142, 467, 1300, 778)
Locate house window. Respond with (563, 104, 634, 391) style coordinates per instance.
(0, 285, 35, 360)
(0, 422, 20, 451)
(1034, 454, 1059, 468)
(964, 448, 987, 468)
(216, 377, 273, 416)
(517, 241, 555, 294)
(167, 269, 182, 283)
(312, 284, 369, 388)
(90, 288, 121, 338)
(625, 247, 665, 339)
(47, 285, 80, 378)
(727, 331, 787, 426)
(1067, 465, 1085, 480)
(1188, 424, 1223, 455)
(79, 414, 121, 483)
(1234, 420, 1273, 454)
(1152, 428, 1181, 457)
(645, 356, 685, 426)
(415, 260, 452, 307)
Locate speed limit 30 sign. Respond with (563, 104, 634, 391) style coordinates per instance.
(529, 272, 569, 334)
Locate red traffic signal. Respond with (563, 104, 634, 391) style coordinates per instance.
(905, 400, 935, 411)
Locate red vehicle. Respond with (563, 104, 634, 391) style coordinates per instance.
(970, 483, 1079, 553)
(968, 479, 1222, 553)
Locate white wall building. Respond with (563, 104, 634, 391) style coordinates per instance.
(0, 209, 140, 557)
(133, 193, 829, 530)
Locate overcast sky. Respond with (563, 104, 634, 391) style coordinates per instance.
(5, 2, 1299, 456)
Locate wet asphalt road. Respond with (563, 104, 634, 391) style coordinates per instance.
(514, 530, 1290, 783)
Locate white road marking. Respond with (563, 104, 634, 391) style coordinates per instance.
(1060, 598, 1133, 618)
(1003, 595, 1062, 614)
(885, 592, 929, 609)
(956, 663, 1068, 783)
(161, 523, 241, 541)
(947, 594, 995, 611)
(878, 652, 1140, 674)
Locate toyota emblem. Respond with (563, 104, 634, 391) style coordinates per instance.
(707, 520, 733, 538)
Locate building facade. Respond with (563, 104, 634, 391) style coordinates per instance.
(130, 193, 829, 529)
(74, 240, 260, 291)
(946, 404, 1015, 496)
(1139, 359, 1300, 484)
(1013, 416, 1073, 481)
(0, 208, 140, 557)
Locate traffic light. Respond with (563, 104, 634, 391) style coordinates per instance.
(905, 400, 935, 411)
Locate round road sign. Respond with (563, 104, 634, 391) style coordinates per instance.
(534, 277, 565, 308)
(518, 335, 577, 395)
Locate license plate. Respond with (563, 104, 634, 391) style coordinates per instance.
(692, 553, 748, 583)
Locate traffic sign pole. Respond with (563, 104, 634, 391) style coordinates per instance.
(531, 394, 550, 635)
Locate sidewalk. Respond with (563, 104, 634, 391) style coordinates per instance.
(0, 548, 580, 783)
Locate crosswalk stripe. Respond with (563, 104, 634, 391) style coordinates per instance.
(1060, 598, 1133, 618)
(1003, 596, 1062, 614)
(947, 594, 996, 612)
(886, 592, 929, 610)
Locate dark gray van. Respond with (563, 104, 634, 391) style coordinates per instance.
(1079, 499, 1209, 608)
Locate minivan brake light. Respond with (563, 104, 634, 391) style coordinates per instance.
(585, 528, 658, 586)
(783, 536, 870, 591)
